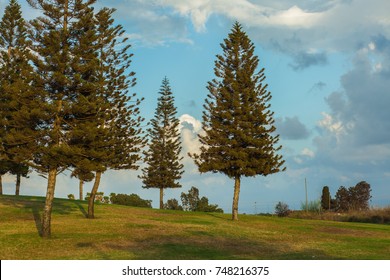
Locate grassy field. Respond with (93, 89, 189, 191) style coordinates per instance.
(1, 195, 389, 260)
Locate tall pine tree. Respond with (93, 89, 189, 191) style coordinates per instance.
(70, 7, 145, 219)
(0, 0, 38, 196)
(140, 77, 184, 209)
(27, 0, 102, 237)
(191, 22, 285, 220)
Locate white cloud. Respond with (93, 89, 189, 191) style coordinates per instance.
(178, 114, 204, 173)
(318, 112, 343, 135)
(301, 148, 315, 158)
(179, 114, 202, 132)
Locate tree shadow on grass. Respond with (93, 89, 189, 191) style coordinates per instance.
(206, 212, 230, 221)
(32, 205, 43, 237)
(73, 200, 88, 218)
(0, 195, 89, 236)
(101, 233, 338, 260)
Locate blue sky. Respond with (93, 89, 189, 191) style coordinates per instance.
(1, 0, 390, 213)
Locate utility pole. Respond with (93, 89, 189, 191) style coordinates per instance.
(305, 178, 308, 213)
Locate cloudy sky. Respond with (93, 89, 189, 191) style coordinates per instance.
(1, 0, 390, 213)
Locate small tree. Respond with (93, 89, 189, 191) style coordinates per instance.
(275, 202, 290, 217)
(349, 181, 372, 211)
(190, 22, 285, 220)
(140, 77, 184, 209)
(163, 198, 183, 211)
(335, 186, 350, 212)
(335, 182, 372, 212)
(180, 186, 223, 213)
(321, 186, 331, 211)
(71, 168, 94, 200)
(181, 186, 200, 211)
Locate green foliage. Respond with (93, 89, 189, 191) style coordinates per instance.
(110, 193, 152, 208)
(140, 77, 184, 208)
(321, 186, 331, 211)
(335, 181, 372, 212)
(191, 22, 285, 179)
(67, 194, 75, 200)
(84, 191, 110, 204)
(163, 198, 183, 211)
(190, 22, 284, 219)
(0, 0, 37, 181)
(275, 202, 290, 217)
(180, 187, 223, 213)
(335, 186, 350, 212)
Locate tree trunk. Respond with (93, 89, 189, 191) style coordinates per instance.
(0, 175, 3, 195)
(79, 179, 83, 200)
(15, 173, 21, 196)
(42, 168, 57, 238)
(160, 187, 164, 209)
(88, 171, 102, 219)
(232, 175, 241, 221)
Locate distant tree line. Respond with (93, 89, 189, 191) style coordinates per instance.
(276, 181, 373, 217)
(321, 181, 372, 212)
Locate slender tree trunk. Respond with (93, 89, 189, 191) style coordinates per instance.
(79, 179, 83, 200)
(42, 168, 57, 238)
(232, 175, 241, 221)
(88, 171, 102, 219)
(15, 173, 21, 196)
(160, 187, 164, 209)
(0, 175, 3, 195)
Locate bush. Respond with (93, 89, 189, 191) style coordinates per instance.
(163, 199, 183, 211)
(67, 194, 75, 200)
(180, 187, 223, 213)
(275, 202, 290, 217)
(110, 193, 152, 208)
(85, 192, 105, 203)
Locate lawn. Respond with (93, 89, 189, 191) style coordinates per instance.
(0, 195, 389, 260)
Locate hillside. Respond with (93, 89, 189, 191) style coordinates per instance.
(0, 195, 389, 260)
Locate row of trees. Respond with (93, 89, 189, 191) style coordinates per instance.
(0, 0, 145, 237)
(321, 181, 372, 212)
(1, 0, 285, 237)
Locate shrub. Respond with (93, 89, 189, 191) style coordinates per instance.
(275, 202, 290, 217)
(110, 193, 152, 208)
(181, 186, 223, 213)
(85, 192, 105, 203)
(163, 199, 183, 211)
(67, 194, 75, 200)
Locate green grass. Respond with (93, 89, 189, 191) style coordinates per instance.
(1, 195, 389, 260)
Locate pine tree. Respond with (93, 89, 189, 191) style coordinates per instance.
(9, 162, 29, 195)
(71, 168, 94, 200)
(140, 77, 184, 209)
(0, 0, 38, 196)
(69, 7, 145, 218)
(191, 22, 285, 220)
(27, 0, 101, 237)
(321, 186, 331, 211)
